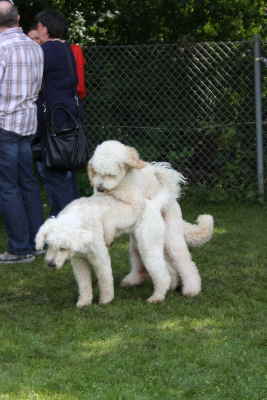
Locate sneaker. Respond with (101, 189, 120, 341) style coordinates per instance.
(34, 249, 46, 256)
(0, 252, 35, 264)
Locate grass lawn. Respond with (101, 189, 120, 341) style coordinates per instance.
(0, 200, 266, 400)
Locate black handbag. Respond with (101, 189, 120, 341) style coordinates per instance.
(34, 42, 90, 170)
(43, 103, 90, 170)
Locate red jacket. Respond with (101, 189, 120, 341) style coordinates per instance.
(70, 44, 87, 100)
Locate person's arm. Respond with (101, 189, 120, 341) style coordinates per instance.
(0, 55, 6, 82)
(70, 44, 87, 99)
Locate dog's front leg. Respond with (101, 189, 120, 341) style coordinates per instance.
(71, 256, 93, 308)
(121, 235, 148, 287)
(89, 241, 114, 305)
(164, 202, 201, 297)
(134, 207, 171, 303)
(102, 218, 116, 247)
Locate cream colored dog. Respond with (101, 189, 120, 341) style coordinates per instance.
(88, 140, 214, 298)
(35, 178, 180, 306)
(35, 158, 213, 307)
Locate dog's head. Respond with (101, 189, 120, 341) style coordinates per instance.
(88, 140, 146, 192)
(35, 218, 92, 269)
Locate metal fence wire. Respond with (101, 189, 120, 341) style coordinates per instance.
(83, 39, 264, 199)
(262, 40, 267, 199)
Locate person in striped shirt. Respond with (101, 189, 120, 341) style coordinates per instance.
(0, 0, 44, 264)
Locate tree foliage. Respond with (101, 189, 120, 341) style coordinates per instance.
(17, 0, 267, 44)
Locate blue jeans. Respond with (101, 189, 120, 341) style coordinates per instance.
(0, 129, 44, 255)
(36, 162, 79, 216)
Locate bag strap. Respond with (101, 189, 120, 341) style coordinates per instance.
(62, 43, 79, 107)
(50, 103, 80, 134)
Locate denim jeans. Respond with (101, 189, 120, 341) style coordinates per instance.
(0, 129, 44, 255)
(36, 161, 79, 216)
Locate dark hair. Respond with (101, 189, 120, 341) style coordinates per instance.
(26, 23, 37, 34)
(35, 9, 68, 39)
(0, 3, 19, 27)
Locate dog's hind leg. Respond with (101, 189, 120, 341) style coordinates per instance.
(71, 256, 93, 308)
(165, 255, 180, 290)
(164, 203, 201, 297)
(122, 237, 179, 292)
(121, 235, 148, 288)
(89, 240, 114, 305)
(134, 203, 171, 303)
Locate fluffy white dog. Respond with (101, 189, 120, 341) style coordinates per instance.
(35, 182, 177, 306)
(88, 140, 214, 298)
(35, 160, 213, 307)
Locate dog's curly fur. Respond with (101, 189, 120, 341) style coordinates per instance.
(35, 187, 178, 306)
(88, 140, 214, 300)
(36, 140, 214, 307)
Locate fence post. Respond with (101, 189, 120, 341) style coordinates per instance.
(254, 35, 264, 202)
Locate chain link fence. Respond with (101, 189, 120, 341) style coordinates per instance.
(262, 40, 267, 201)
(83, 40, 265, 200)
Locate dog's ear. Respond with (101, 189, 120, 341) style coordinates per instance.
(87, 162, 98, 193)
(35, 218, 57, 250)
(35, 229, 46, 250)
(125, 146, 146, 169)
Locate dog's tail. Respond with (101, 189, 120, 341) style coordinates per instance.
(152, 162, 186, 199)
(183, 214, 214, 247)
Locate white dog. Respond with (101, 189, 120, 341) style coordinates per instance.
(35, 182, 177, 306)
(88, 140, 214, 298)
(35, 162, 212, 306)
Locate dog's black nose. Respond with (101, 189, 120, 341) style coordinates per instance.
(97, 185, 105, 192)
(47, 261, 56, 268)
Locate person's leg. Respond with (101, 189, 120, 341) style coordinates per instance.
(18, 136, 44, 251)
(40, 163, 79, 216)
(0, 130, 32, 255)
(35, 161, 53, 207)
(70, 170, 79, 199)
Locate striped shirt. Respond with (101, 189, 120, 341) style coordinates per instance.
(0, 27, 44, 135)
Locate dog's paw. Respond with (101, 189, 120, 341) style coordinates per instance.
(181, 265, 201, 297)
(99, 294, 114, 305)
(146, 294, 165, 303)
(182, 282, 201, 297)
(76, 297, 92, 308)
(120, 272, 147, 287)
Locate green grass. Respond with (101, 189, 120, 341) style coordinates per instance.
(0, 200, 267, 400)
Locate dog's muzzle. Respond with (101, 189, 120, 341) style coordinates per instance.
(47, 261, 56, 268)
(96, 184, 106, 193)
